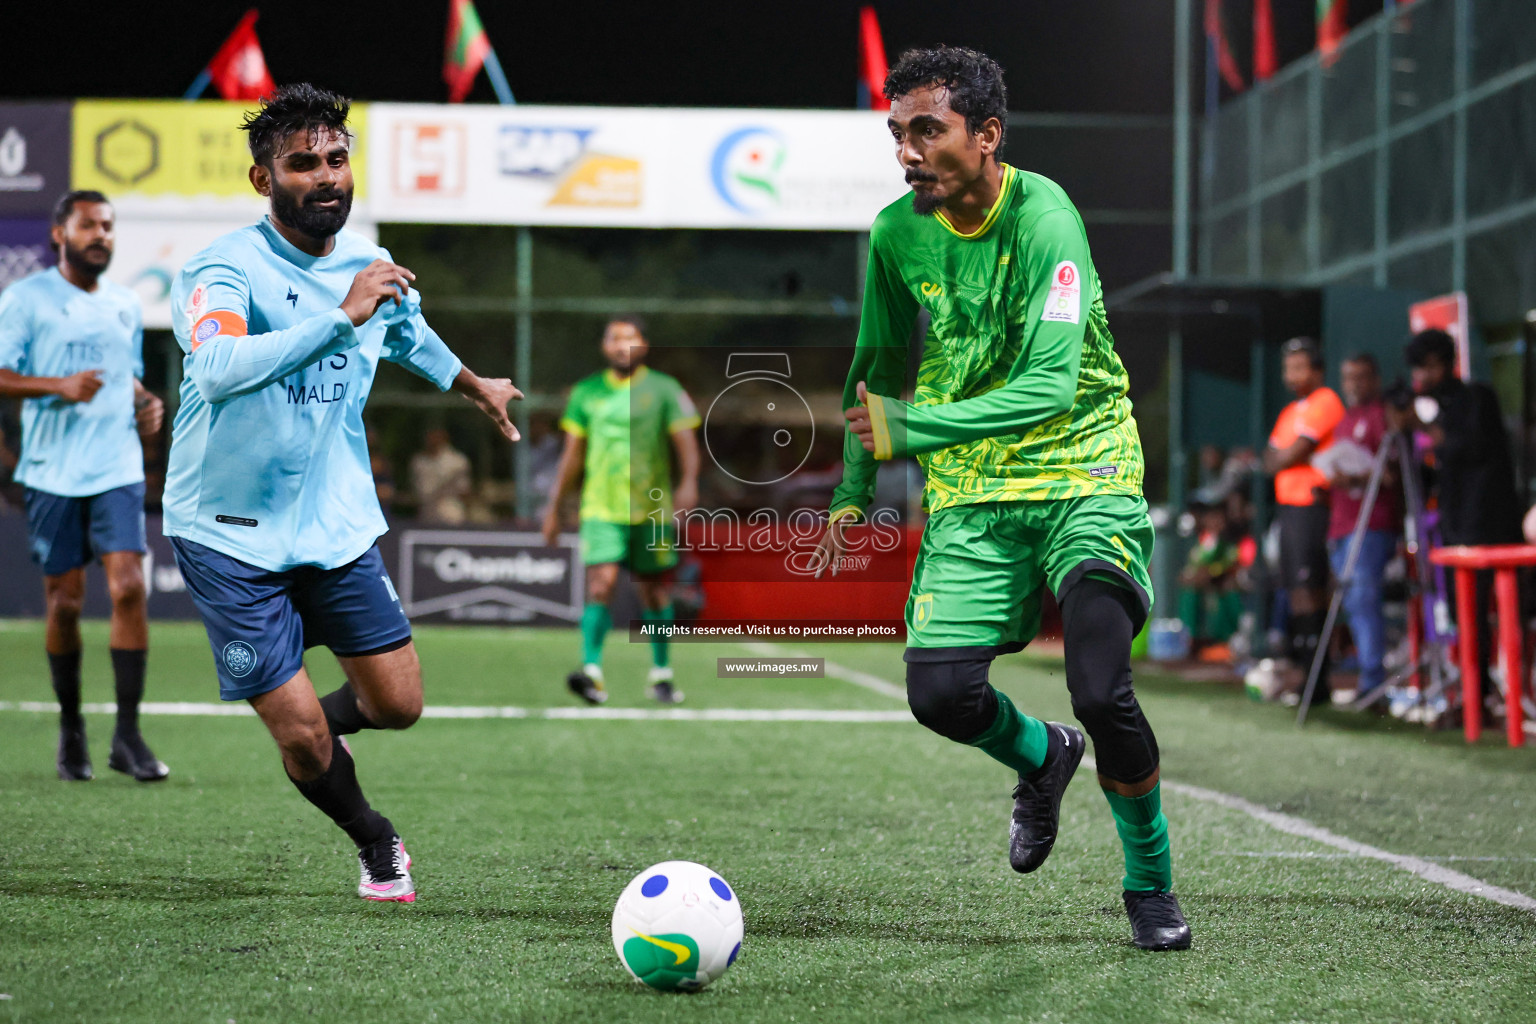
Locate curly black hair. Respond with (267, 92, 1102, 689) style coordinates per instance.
(884, 46, 1008, 149)
(1404, 328, 1456, 369)
(239, 83, 352, 167)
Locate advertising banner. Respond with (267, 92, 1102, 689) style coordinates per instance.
(105, 216, 377, 328)
(1408, 291, 1472, 379)
(0, 219, 53, 294)
(0, 102, 71, 217)
(71, 100, 370, 218)
(396, 529, 582, 625)
(368, 104, 905, 229)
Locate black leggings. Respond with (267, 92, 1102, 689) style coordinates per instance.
(905, 578, 1160, 784)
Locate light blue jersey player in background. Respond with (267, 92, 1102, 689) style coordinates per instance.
(0, 190, 168, 783)
(166, 84, 522, 903)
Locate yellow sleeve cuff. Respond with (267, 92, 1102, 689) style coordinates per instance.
(669, 415, 702, 433)
(828, 506, 863, 525)
(866, 393, 894, 461)
(558, 418, 587, 438)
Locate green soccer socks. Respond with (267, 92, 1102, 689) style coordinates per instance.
(640, 603, 674, 669)
(580, 603, 611, 668)
(967, 690, 1051, 775)
(1103, 783, 1172, 893)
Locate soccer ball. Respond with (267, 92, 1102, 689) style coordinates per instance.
(611, 860, 743, 991)
(1244, 657, 1284, 701)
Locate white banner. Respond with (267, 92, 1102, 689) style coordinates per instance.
(105, 217, 376, 328)
(367, 104, 907, 230)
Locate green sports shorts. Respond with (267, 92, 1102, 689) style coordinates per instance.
(579, 519, 679, 576)
(904, 494, 1154, 658)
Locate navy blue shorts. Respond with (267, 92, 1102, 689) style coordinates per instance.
(170, 538, 413, 702)
(24, 483, 147, 576)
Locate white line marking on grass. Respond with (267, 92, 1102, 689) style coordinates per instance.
(1159, 775, 1536, 914)
(0, 700, 910, 725)
(739, 642, 908, 700)
(1228, 851, 1536, 863)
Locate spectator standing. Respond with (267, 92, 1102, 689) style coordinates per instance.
(1263, 337, 1345, 699)
(410, 427, 471, 525)
(1406, 329, 1522, 699)
(1322, 354, 1399, 702)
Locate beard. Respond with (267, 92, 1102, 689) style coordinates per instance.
(271, 181, 353, 239)
(906, 169, 943, 215)
(61, 239, 112, 278)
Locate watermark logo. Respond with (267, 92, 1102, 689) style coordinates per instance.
(702, 352, 813, 486)
(710, 127, 786, 215)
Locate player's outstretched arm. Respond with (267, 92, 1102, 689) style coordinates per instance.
(452, 367, 523, 442)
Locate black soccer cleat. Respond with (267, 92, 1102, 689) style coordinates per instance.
(57, 725, 92, 781)
(1009, 722, 1085, 873)
(1123, 890, 1193, 951)
(108, 732, 170, 782)
(566, 670, 608, 705)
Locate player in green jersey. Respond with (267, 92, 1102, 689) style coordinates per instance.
(813, 46, 1190, 951)
(542, 315, 701, 704)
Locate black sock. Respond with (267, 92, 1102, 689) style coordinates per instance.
(318, 682, 378, 736)
(288, 735, 394, 848)
(110, 648, 147, 737)
(49, 650, 83, 731)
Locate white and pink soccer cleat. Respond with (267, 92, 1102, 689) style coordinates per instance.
(357, 836, 415, 902)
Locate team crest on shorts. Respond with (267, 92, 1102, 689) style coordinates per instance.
(222, 640, 258, 678)
(911, 593, 933, 630)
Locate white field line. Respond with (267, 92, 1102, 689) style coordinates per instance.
(1227, 852, 1536, 863)
(5, 675, 1535, 916)
(739, 642, 908, 700)
(1157, 772, 1536, 914)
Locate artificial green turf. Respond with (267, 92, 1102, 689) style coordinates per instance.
(1, 621, 1533, 1023)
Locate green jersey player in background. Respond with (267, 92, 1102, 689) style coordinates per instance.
(813, 47, 1190, 950)
(542, 316, 701, 705)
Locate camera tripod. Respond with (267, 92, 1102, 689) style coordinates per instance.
(1296, 429, 1453, 725)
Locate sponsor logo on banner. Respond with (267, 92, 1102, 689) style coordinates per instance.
(0, 219, 53, 294)
(366, 104, 905, 229)
(0, 102, 71, 217)
(392, 122, 466, 197)
(711, 127, 786, 215)
(1041, 260, 1081, 324)
(72, 101, 368, 212)
(498, 125, 641, 208)
(398, 530, 581, 624)
(0, 128, 42, 191)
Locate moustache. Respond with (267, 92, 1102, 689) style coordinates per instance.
(305, 190, 348, 205)
(905, 170, 939, 184)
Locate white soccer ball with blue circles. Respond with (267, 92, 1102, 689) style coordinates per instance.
(611, 860, 743, 991)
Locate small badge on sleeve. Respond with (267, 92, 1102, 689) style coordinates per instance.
(1041, 261, 1082, 324)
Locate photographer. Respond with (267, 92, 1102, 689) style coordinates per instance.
(1405, 329, 1522, 697)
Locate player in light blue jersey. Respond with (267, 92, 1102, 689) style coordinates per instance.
(0, 189, 169, 784)
(165, 85, 522, 903)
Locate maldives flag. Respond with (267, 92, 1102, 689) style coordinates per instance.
(857, 6, 890, 111)
(1317, 0, 1350, 66)
(1254, 0, 1277, 82)
(1204, 0, 1245, 92)
(206, 10, 275, 101)
(445, 0, 493, 103)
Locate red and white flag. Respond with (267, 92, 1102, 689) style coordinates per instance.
(206, 10, 276, 101)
